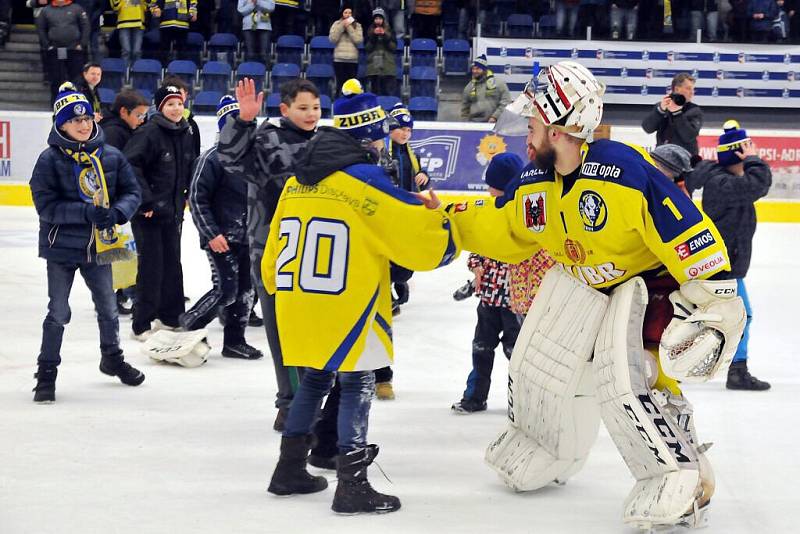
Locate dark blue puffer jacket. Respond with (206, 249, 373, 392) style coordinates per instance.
(29, 124, 142, 264)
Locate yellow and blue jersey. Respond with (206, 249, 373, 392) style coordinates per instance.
(263, 163, 458, 372)
(451, 139, 730, 289)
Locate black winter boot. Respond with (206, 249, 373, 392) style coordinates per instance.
(268, 435, 329, 496)
(33, 365, 58, 403)
(332, 445, 401, 514)
(726, 361, 771, 391)
(100, 352, 145, 386)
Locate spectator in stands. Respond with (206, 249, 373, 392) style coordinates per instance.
(610, 0, 639, 39)
(239, 0, 275, 65)
(75, 0, 101, 60)
(123, 85, 195, 340)
(579, 0, 609, 38)
(74, 62, 102, 122)
(365, 7, 397, 96)
(111, 0, 147, 67)
(787, 0, 799, 41)
(555, 0, 581, 37)
(460, 54, 511, 123)
(272, 0, 300, 37)
(689, 0, 720, 40)
(729, 0, 751, 41)
(748, 0, 779, 40)
(773, 0, 790, 40)
(37, 0, 89, 103)
(194, 0, 217, 37)
(412, 0, 442, 39)
(380, 0, 407, 41)
(642, 72, 703, 157)
(150, 0, 197, 63)
(330, 7, 364, 97)
(684, 120, 772, 391)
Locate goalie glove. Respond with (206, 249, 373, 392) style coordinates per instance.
(659, 279, 746, 383)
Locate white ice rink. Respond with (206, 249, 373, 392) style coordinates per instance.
(1, 205, 797, 534)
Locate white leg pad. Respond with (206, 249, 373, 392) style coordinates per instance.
(485, 265, 607, 491)
(141, 329, 211, 368)
(593, 276, 705, 529)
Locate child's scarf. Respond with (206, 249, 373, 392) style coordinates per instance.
(61, 145, 134, 265)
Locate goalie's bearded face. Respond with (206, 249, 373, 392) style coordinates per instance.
(527, 118, 556, 170)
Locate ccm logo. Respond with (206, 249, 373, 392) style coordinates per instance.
(714, 288, 735, 295)
(684, 252, 727, 279)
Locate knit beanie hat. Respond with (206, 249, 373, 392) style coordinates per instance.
(53, 82, 91, 129)
(650, 144, 692, 176)
(717, 120, 750, 166)
(333, 79, 388, 142)
(473, 54, 489, 71)
(372, 7, 386, 20)
(216, 95, 240, 131)
(388, 102, 413, 129)
(154, 84, 184, 112)
(485, 152, 524, 191)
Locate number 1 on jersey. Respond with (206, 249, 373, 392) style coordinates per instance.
(275, 217, 350, 295)
(662, 197, 684, 221)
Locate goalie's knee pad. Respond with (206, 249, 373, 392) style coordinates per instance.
(142, 329, 211, 368)
(593, 276, 713, 529)
(485, 265, 606, 491)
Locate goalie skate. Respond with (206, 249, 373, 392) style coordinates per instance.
(141, 329, 211, 368)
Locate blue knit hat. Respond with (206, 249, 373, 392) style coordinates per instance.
(216, 95, 240, 131)
(53, 82, 91, 129)
(388, 102, 413, 130)
(485, 152, 524, 191)
(717, 120, 750, 166)
(473, 54, 489, 71)
(333, 79, 388, 142)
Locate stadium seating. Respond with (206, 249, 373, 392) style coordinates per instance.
(193, 90, 223, 115)
(506, 14, 534, 38)
(270, 63, 301, 94)
(235, 62, 267, 92)
(276, 34, 305, 66)
(201, 61, 232, 93)
(309, 36, 335, 65)
(97, 87, 115, 109)
(320, 94, 332, 119)
(408, 96, 438, 121)
(395, 37, 405, 81)
(208, 33, 239, 65)
(409, 38, 437, 69)
(266, 92, 281, 116)
(306, 63, 334, 98)
(100, 57, 126, 91)
(442, 39, 470, 76)
(377, 95, 401, 111)
(142, 29, 161, 62)
(130, 59, 163, 94)
(538, 14, 557, 38)
(409, 66, 437, 99)
(182, 32, 205, 64)
(166, 60, 198, 94)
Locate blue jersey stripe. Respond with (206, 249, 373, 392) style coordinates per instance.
(374, 312, 392, 341)
(344, 163, 423, 206)
(323, 285, 379, 371)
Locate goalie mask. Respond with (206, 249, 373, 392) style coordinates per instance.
(506, 61, 605, 140)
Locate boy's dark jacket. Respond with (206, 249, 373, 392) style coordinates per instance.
(98, 114, 133, 151)
(685, 156, 772, 278)
(189, 146, 247, 248)
(123, 113, 195, 223)
(30, 124, 141, 264)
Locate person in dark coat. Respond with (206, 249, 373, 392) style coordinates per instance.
(73, 61, 103, 121)
(180, 96, 263, 360)
(29, 82, 144, 403)
(641, 72, 703, 157)
(365, 7, 397, 96)
(36, 0, 89, 102)
(685, 120, 773, 391)
(124, 84, 196, 339)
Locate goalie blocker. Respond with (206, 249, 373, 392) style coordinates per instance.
(486, 267, 743, 529)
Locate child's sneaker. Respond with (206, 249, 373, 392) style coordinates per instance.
(451, 398, 487, 414)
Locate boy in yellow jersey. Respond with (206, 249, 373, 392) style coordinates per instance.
(449, 61, 746, 530)
(264, 79, 457, 514)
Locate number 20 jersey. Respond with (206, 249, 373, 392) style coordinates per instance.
(451, 139, 730, 289)
(262, 163, 458, 372)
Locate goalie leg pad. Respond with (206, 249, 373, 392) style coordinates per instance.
(485, 265, 607, 491)
(593, 276, 708, 528)
(142, 329, 211, 368)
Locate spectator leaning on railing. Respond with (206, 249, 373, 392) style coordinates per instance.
(641, 72, 703, 157)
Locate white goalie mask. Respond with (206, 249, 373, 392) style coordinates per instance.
(506, 61, 605, 139)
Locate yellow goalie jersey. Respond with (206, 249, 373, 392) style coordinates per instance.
(263, 163, 458, 372)
(451, 139, 730, 289)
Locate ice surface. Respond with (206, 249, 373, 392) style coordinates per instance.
(1, 206, 797, 534)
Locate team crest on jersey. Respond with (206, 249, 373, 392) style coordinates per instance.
(522, 192, 546, 233)
(362, 198, 377, 216)
(564, 239, 587, 264)
(578, 191, 607, 232)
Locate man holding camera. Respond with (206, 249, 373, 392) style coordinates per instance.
(642, 72, 703, 157)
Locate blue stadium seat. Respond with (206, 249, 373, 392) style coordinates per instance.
(275, 34, 305, 66)
(166, 60, 198, 95)
(480, 18, 502, 37)
(538, 14, 557, 38)
(506, 14, 534, 38)
(270, 63, 301, 93)
(377, 95, 401, 111)
(395, 36, 405, 80)
(442, 9, 460, 40)
(442, 39, 470, 76)
(309, 36, 335, 65)
(208, 33, 239, 65)
(235, 61, 267, 92)
(305, 63, 334, 98)
(139, 88, 153, 105)
(266, 92, 281, 117)
(97, 87, 115, 109)
(320, 94, 332, 119)
(408, 96, 437, 121)
(409, 66, 437, 99)
(182, 32, 205, 64)
(130, 59, 162, 94)
(201, 61, 232, 93)
(409, 38, 437, 69)
(193, 90, 224, 116)
(100, 57, 126, 91)
(357, 42, 367, 79)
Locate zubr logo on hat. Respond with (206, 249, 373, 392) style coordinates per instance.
(578, 191, 607, 232)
